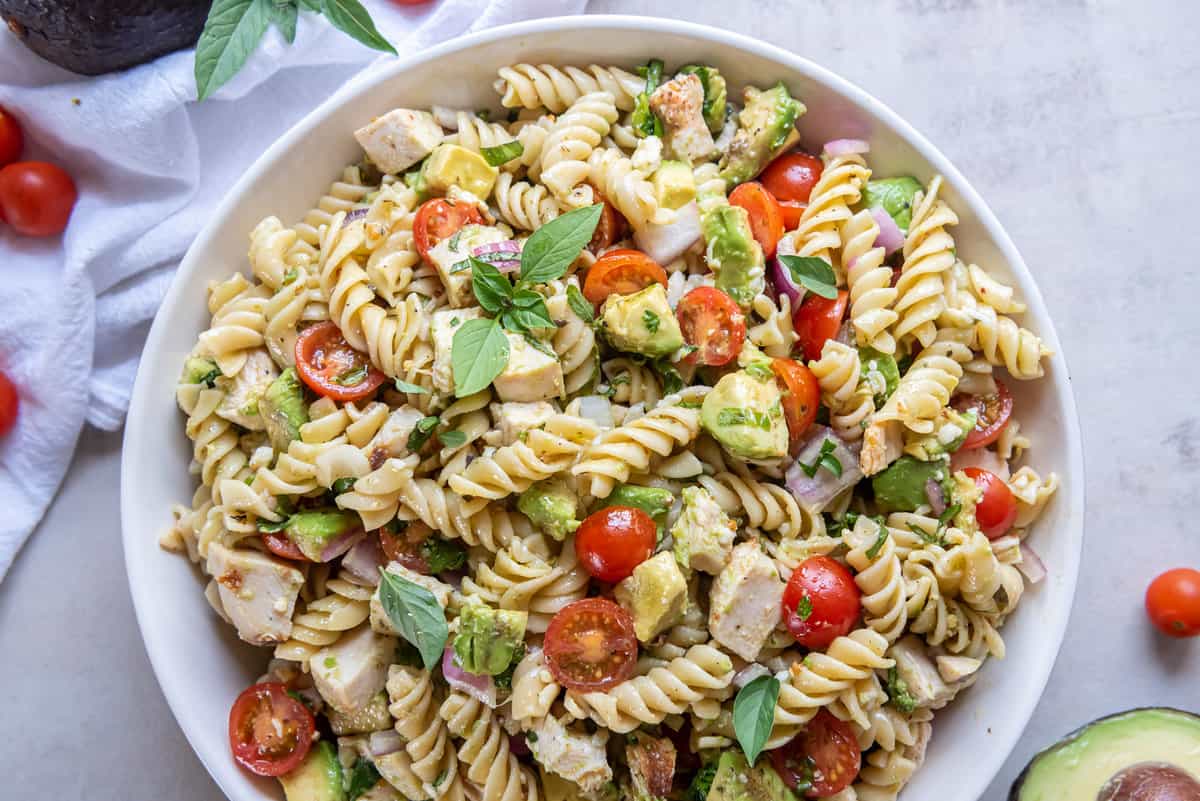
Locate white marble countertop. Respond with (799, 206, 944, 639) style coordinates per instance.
(3, 1, 1199, 799)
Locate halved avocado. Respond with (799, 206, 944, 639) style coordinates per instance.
(1010, 708, 1200, 801)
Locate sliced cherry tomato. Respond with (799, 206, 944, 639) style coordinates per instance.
(0, 161, 77, 237)
(378, 522, 432, 573)
(0, 106, 23, 168)
(544, 598, 638, 692)
(782, 556, 861, 650)
(729, 181, 785, 259)
(793, 290, 849, 362)
(228, 682, 315, 777)
(582, 248, 668, 304)
(770, 709, 861, 798)
(770, 358, 820, 456)
(778, 200, 806, 230)
(1145, 568, 1200, 638)
(588, 186, 628, 252)
(675, 287, 746, 367)
(412, 198, 484, 260)
(262, 532, 308, 562)
(575, 506, 656, 583)
(294, 321, 386, 401)
(0, 370, 17, 437)
(761, 151, 823, 206)
(952, 381, 1014, 450)
(963, 467, 1018, 539)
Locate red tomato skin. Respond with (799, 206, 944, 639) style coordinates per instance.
(771, 709, 861, 797)
(778, 200, 806, 230)
(0, 370, 17, 437)
(793, 290, 849, 362)
(0, 161, 77, 237)
(962, 467, 1018, 539)
(761, 151, 823, 205)
(544, 598, 639, 692)
(770, 358, 820, 455)
(0, 106, 22, 167)
(228, 682, 315, 777)
(587, 187, 628, 252)
(293, 321, 386, 402)
(575, 506, 656, 583)
(954, 381, 1014, 450)
(1146, 568, 1200, 638)
(583, 249, 668, 304)
(729, 181, 785, 259)
(675, 286, 747, 367)
(262, 533, 308, 562)
(782, 556, 861, 650)
(412, 198, 484, 260)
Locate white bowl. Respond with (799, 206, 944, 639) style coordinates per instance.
(122, 15, 1084, 801)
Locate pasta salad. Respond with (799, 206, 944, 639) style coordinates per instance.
(163, 59, 1059, 801)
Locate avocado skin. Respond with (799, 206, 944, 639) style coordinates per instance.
(1009, 707, 1200, 801)
(1, 0, 210, 76)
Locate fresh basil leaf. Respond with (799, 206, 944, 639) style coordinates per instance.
(733, 674, 780, 765)
(194, 0, 274, 101)
(407, 415, 440, 452)
(480, 140, 524, 167)
(421, 537, 466, 574)
(502, 297, 556, 333)
(268, 0, 298, 42)
(512, 289, 544, 309)
(298, 0, 321, 9)
(779, 255, 838, 300)
(319, 0, 396, 55)
(469, 258, 513, 314)
(798, 439, 840, 478)
(522, 333, 558, 358)
(566, 284, 595, 324)
(378, 568, 448, 669)
(520, 204, 603, 285)
(452, 318, 510, 396)
(438, 430, 467, 449)
(394, 378, 429, 394)
(653, 359, 684, 396)
(346, 757, 381, 801)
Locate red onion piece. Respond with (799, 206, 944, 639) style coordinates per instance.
(438, 569, 465, 590)
(767, 257, 804, 307)
(320, 530, 364, 563)
(368, 729, 404, 756)
(342, 207, 368, 226)
(869, 207, 904, 255)
(824, 138, 870, 157)
(1017, 543, 1047, 584)
(473, 240, 522, 273)
(442, 646, 497, 707)
(508, 733, 532, 758)
(925, 479, 947, 516)
(785, 426, 863, 512)
(341, 536, 384, 585)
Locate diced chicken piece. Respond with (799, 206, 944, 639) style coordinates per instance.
(861, 419, 903, 476)
(890, 635, 976, 710)
(649, 74, 716, 163)
(370, 561, 455, 636)
(328, 690, 393, 735)
(708, 541, 785, 661)
(627, 735, 676, 799)
(431, 307, 485, 394)
(615, 551, 688, 642)
(490, 401, 558, 446)
(354, 109, 444, 174)
(206, 543, 304, 646)
(215, 349, 278, 431)
(671, 485, 736, 574)
(936, 654, 984, 684)
(493, 331, 565, 402)
(365, 405, 428, 467)
(529, 715, 612, 794)
(310, 623, 397, 715)
(425, 224, 511, 307)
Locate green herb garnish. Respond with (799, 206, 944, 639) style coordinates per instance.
(378, 568, 448, 670)
(778, 255, 838, 299)
(481, 140, 524, 167)
(733, 674, 780, 765)
(798, 438, 842, 478)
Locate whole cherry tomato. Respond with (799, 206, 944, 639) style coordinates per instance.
(575, 506, 656, 583)
(782, 556, 861, 650)
(1145, 568, 1200, 638)
(0, 161, 77, 236)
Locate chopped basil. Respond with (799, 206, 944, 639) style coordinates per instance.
(745, 361, 775, 382)
(438, 430, 467, 449)
(642, 309, 660, 333)
(865, 516, 889, 559)
(394, 378, 429, 394)
(331, 364, 369, 386)
(481, 140, 524, 167)
(346, 758, 382, 801)
(257, 516, 290, 534)
(377, 568, 448, 670)
(798, 438, 842, 478)
(407, 415, 440, 452)
(717, 407, 772, 431)
(331, 476, 356, 495)
(421, 536, 466, 574)
(797, 594, 813, 621)
(447, 228, 465, 252)
(566, 283, 595, 324)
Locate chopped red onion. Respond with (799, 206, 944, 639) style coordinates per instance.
(320, 530, 364, 563)
(869, 207, 904, 255)
(767, 257, 804, 307)
(368, 729, 404, 756)
(925, 479, 947, 516)
(509, 733, 532, 758)
(824, 138, 870, 157)
(473, 240, 522, 272)
(341, 536, 385, 585)
(442, 646, 496, 707)
(785, 426, 863, 513)
(438, 569, 465, 590)
(342, 207, 368, 226)
(1017, 543, 1047, 584)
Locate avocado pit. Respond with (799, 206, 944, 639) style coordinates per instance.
(1098, 763, 1200, 801)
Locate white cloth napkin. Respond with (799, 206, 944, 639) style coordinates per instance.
(0, 0, 586, 581)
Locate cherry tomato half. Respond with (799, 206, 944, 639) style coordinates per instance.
(544, 598, 639, 692)
(761, 151, 823, 206)
(228, 682, 316, 777)
(588, 186, 628, 252)
(962, 467, 1018, 539)
(583, 249, 668, 304)
(412, 198, 484, 260)
(782, 556, 861, 650)
(379, 522, 433, 573)
(575, 506, 656, 583)
(778, 200, 806, 231)
(1145, 568, 1200, 638)
(0, 106, 23, 168)
(294, 321, 386, 402)
(0, 161, 77, 237)
(675, 286, 746, 367)
(793, 290, 849, 363)
(952, 381, 1014, 450)
(729, 181, 785, 259)
(770, 709, 861, 798)
(770, 358, 821, 456)
(262, 532, 308, 562)
(0, 370, 17, 437)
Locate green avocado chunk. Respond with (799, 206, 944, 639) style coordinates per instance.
(871, 455, 950, 514)
(720, 82, 805, 187)
(678, 64, 728, 133)
(904, 407, 978, 461)
(701, 369, 789, 461)
(182, 356, 220, 387)
(285, 509, 359, 562)
(604, 484, 675, 526)
(858, 347, 900, 408)
(703, 204, 765, 309)
(260, 367, 310, 452)
(453, 601, 528, 676)
(279, 740, 346, 801)
(862, 176, 923, 233)
(707, 751, 796, 801)
(1011, 708, 1200, 801)
(601, 283, 684, 358)
(518, 479, 580, 541)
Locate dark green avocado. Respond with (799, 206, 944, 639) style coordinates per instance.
(0, 1, 210, 75)
(1011, 708, 1200, 801)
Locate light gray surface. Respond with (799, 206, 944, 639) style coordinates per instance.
(3, 1, 1199, 799)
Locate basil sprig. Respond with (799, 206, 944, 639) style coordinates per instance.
(733, 674, 780, 764)
(778, 255, 838, 300)
(378, 568, 448, 670)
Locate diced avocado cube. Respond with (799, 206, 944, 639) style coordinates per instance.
(862, 176, 923, 233)
(604, 484, 675, 527)
(701, 369, 789, 461)
(260, 367, 310, 451)
(702, 204, 765, 309)
(871, 455, 951, 514)
(719, 82, 805, 187)
(707, 751, 796, 801)
(285, 509, 360, 562)
(601, 283, 684, 358)
(518, 479, 580, 541)
(327, 691, 392, 736)
(182, 356, 220, 387)
(421, 143, 498, 199)
(453, 601, 528, 676)
(279, 740, 346, 801)
(652, 161, 697, 211)
(614, 551, 688, 642)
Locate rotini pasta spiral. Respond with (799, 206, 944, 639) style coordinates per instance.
(809, 340, 874, 443)
(538, 92, 618, 207)
(843, 209, 898, 353)
(493, 172, 560, 232)
(448, 415, 598, 501)
(274, 575, 372, 664)
(845, 516, 908, 643)
(386, 665, 465, 801)
(573, 399, 704, 497)
(783, 152, 869, 275)
(892, 175, 959, 348)
(495, 63, 643, 113)
(545, 279, 598, 396)
(439, 691, 540, 801)
(587, 146, 673, 230)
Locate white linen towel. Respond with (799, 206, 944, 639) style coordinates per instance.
(0, 0, 586, 580)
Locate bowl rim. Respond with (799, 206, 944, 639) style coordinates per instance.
(121, 13, 1085, 801)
